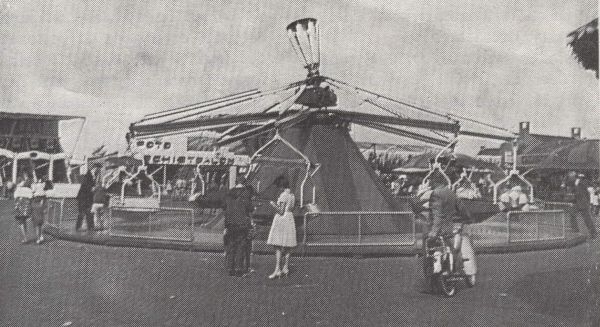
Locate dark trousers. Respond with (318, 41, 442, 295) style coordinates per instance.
(569, 206, 596, 236)
(75, 200, 94, 230)
(224, 229, 249, 274)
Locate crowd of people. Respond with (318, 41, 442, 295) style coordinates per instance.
(385, 172, 495, 199)
(163, 174, 228, 201)
(11, 162, 110, 245)
(9, 157, 598, 280)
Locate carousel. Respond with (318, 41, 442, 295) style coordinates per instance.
(127, 18, 522, 237)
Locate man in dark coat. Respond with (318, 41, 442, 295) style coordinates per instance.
(223, 178, 254, 276)
(75, 163, 100, 231)
(569, 174, 597, 239)
(427, 174, 470, 238)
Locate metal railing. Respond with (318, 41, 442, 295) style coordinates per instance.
(303, 211, 416, 246)
(108, 206, 195, 242)
(46, 198, 79, 229)
(534, 200, 573, 212)
(46, 198, 64, 227)
(111, 195, 161, 208)
(506, 209, 566, 242)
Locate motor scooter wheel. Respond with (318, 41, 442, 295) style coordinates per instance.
(465, 274, 476, 287)
(437, 274, 456, 297)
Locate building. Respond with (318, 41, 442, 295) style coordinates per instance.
(0, 112, 84, 184)
(476, 146, 503, 165)
(498, 121, 584, 169)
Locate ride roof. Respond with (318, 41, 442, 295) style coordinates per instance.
(129, 74, 515, 147)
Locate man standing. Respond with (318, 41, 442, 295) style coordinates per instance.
(569, 174, 597, 239)
(75, 163, 100, 232)
(223, 177, 254, 276)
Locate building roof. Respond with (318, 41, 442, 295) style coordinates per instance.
(518, 138, 599, 170)
(477, 147, 502, 156)
(0, 111, 84, 121)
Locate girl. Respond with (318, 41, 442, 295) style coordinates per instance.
(30, 178, 48, 244)
(14, 175, 33, 243)
(266, 179, 296, 279)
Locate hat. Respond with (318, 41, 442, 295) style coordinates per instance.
(398, 175, 407, 180)
(511, 185, 522, 192)
(577, 173, 585, 178)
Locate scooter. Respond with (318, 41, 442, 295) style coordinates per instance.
(423, 224, 477, 297)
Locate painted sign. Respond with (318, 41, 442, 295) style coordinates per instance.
(133, 134, 248, 166)
(142, 151, 249, 166)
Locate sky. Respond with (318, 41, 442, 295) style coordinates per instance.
(0, 0, 598, 157)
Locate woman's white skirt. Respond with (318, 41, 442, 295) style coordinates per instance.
(267, 211, 297, 247)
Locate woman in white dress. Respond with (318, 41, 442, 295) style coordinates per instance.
(267, 179, 297, 279)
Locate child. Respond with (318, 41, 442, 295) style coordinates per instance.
(91, 184, 109, 230)
(14, 177, 33, 243)
(31, 179, 48, 244)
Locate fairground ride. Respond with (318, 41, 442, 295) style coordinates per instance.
(128, 18, 518, 232)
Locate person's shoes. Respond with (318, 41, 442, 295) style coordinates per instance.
(21, 238, 28, 244)
(268, 271, 282, 280)
(35, 238, 43, 245)
(281, 267, 289, 277)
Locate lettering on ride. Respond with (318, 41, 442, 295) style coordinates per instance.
(136, 140, 172, 150)
(144, 155, 237, 166)
(137, 138, 249, 166)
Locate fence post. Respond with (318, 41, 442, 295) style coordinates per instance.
(536, 212, 540, 240)
(411, 213, 416, 245)
(303, 214, 308, 245)
(190, 210, 195, 243)
(59, 198, 65, 229)
(108, 207, 112, 236)
(506, 212, 511, 243)
(561, 210, 566, 238)
(358, 213, 362, 244)
(148, 210, 152, 234)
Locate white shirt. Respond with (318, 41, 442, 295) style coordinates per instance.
(277, 189, 295, 213)
(588, 187, 598, 205)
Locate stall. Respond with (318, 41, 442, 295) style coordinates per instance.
(0, 112, 85, 198)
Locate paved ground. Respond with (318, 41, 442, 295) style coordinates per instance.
(1, 200, 599, 326)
